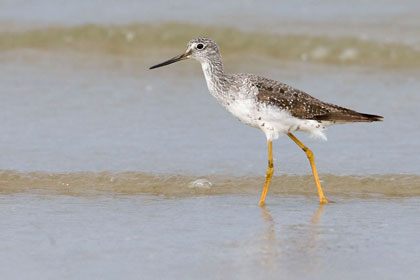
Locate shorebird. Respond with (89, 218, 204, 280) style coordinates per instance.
(150, 37, 383, 206)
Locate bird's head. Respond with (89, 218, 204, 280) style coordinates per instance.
(149, 37, 220, 69)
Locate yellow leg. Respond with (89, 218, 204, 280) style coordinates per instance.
(259, 140, 274, 206)
(287, 133, 328, 204)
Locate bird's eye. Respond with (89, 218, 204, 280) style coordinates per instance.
(196, 43, 204, 50)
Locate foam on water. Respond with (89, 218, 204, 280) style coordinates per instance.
(188, 178, 213, 189)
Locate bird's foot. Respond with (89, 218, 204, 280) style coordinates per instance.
(320, 197, 329, 204)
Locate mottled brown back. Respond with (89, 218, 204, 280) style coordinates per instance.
(250, 75, 383, 122)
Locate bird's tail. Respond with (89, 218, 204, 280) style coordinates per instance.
(313, 111, 383, 123)
(357, 113, 384, 122)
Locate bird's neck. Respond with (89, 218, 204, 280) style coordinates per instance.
(200, 55, 227, 97)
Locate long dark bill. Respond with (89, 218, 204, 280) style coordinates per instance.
(149, 52, 190, 70)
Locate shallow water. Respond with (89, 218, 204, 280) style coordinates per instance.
(0, 50, 419, 279)
(1, 3, 420, 279)
(0, 51, 418, 175)
(1, 193, 419, 280)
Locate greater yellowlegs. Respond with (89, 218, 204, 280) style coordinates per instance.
(150, 37, 383, 206)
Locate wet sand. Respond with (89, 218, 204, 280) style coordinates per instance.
(1, 171, 419, 198)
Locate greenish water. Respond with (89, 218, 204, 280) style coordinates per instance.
(2, 23, 420, 67)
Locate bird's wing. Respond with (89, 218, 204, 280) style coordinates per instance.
(249, 75, 382, 122)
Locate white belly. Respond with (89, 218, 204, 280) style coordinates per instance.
(201, 68, 330, 141)
(225, 98, 330, 140)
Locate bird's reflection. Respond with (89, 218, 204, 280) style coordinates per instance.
(259, 205, 277, 271)
(260, 205, 275, 240)
(259, 203, 325, 273)
(309, 204, 324, 250)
